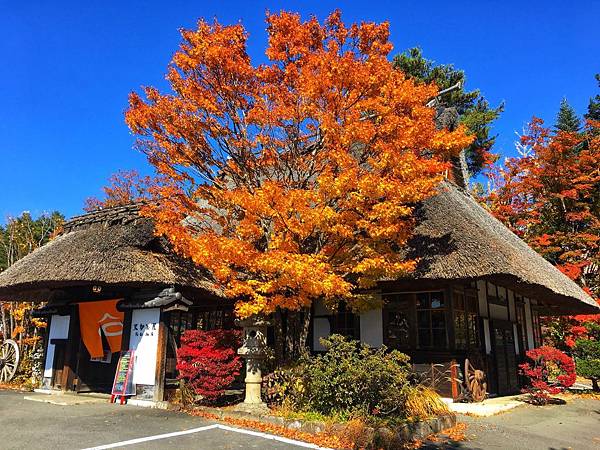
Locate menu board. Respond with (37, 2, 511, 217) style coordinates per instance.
(111, 350, 135, 402)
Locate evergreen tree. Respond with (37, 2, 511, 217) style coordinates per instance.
(584, 74, 600, 122)
(555, 97, 581, 133)
(393, 47, 503, 175)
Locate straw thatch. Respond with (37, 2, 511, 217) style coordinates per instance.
(0, 182, 597, 313)
(401, 181, 598, 314)
(0, 204, 218, 300)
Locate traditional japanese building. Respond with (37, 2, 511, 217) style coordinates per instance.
(0, 180, 597, 401)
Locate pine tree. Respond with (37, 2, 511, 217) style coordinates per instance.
(584, 74, 600, 122)
(393, 47, 504, 175)
(555, 97, 581, 133)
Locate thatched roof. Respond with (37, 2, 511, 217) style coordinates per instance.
(0, 204, 219, 300)
(402, 181, 598, 314)
(0, 183, 597, 314)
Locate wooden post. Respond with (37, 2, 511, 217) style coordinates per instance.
(153, 311, 168, 402)
(450, 359, 459, 400)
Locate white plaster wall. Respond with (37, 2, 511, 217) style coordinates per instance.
(477, 280, 489, 317)
(313, 298, 330, 316)
(43, 314, 70, 379)
(312, 318, 331, 351)
(513, 324, 521, 355)
(524, 298, 535, 350)
(507, 289, 516, 322)
(482, 318, 492, 354)
(360, 308, 383, 348)
(488, 304, 509, 321)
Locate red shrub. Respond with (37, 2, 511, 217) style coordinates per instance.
(519, 346, 576, 404)
(176, 329, 242, 403)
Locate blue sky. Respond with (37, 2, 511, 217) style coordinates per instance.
(1, 1, 598, 221)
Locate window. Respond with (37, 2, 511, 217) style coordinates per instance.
(453, 290, 479, 350)
(168, 307, 236, 347)
(196, 309, 235, 331)
(168, 311, 194, 346)
(330, 303, 360, 340)
(417, 291, 447, 349)
(383, 293, 412, 349)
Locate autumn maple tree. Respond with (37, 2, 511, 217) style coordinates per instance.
(84, 170, 152, 211)
(482, 107, 600, 353)
(125, 11, 472, 357)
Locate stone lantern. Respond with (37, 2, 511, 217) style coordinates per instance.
(235, 315, 270, 413)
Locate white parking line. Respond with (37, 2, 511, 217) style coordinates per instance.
(81, 423, 333, 450)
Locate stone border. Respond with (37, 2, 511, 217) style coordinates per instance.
(192, 405, 456, 442)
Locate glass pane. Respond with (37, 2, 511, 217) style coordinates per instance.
(418, 328, 431, 347)
(430, 292, 445, 308)
(387, 311, 410, 347)
(431, 311, 446, 328)
(453, 292, 464, 310)
(466, 295, 478, 312)
(418, 310, 430, 328)
(416, 292, 430, 309)
(432, 328, 447, 348)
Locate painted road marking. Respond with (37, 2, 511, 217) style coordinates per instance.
(81, 423, 333, 450)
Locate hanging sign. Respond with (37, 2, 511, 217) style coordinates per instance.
(79, 299, 124, 358)
(129, 308, 160, 385)
(111, 350, 135, 404)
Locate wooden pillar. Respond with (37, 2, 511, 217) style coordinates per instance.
(61, 306, 78, 391)
(153, 311, 168, 402)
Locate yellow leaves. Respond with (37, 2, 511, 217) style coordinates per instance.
(128, 10, 474, 319)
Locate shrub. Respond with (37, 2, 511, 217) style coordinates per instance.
(573, 338, 600, 392)
(176, 329, 242, 404)
(266, 334, 449, 424)
(300, 335, 412, 418)
(519, 346, 576, 404)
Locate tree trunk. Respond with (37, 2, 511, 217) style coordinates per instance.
(592, 378, 599, 392)
(272, 309, 285, 364)
(272, 307, 312, 365)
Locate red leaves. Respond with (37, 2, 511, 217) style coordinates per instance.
(519, 346, 576, 404)
(482, 117, 600, 304)
(176, 329, 242, 403)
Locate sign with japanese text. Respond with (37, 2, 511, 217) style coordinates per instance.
(129, 308, 160, 385)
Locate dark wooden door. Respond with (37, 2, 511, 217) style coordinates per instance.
(51, 341, 66, 389)
(491, 321, 519, 395)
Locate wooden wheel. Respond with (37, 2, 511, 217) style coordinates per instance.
(0, 339, 20, 383)
(465, 358, 487, 402)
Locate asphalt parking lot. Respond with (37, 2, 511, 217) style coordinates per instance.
(0, 390, 323, 450)
(425, 397, 600, 450)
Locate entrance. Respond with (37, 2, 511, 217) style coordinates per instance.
(48, 305, 123, 394)
(491, 320, 519, 395)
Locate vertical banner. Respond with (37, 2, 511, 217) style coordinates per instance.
(129, 308, 160, 385)
(79, 300, 124, 358)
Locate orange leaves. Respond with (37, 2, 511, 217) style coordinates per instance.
(85, 170, 152, 211)
(128, 10, 473, 317)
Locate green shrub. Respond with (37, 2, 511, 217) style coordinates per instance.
(574, 338, 600, 392)
(300, 335, 411, 418)
(269, 334, 430, 422)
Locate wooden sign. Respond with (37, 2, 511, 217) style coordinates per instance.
(111, 350, 135, 404)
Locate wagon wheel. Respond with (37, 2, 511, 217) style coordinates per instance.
(0, 339, 20, 383)
(465, 358, 487, 402)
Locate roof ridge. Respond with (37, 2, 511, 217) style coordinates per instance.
(63, 203, 144, 233)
